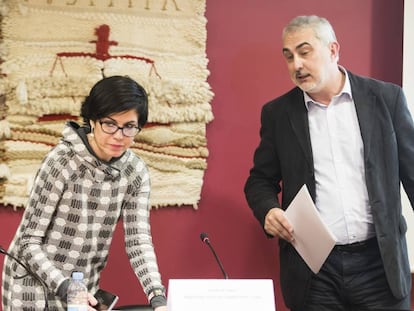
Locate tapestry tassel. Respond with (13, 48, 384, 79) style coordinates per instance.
(0, 119, 11, 138)
(16, 80, 28, 105)
(0, 164, 10, 179)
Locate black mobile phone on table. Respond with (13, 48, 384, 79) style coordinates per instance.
(94, 289, 119, 311)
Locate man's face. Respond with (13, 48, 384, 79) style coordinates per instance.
(282, 28, 338, 95)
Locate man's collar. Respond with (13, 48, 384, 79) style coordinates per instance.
(304, 66, 352, 110)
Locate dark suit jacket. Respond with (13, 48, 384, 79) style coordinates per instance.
(244, 71, 414, 309)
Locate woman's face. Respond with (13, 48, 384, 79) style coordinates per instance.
(89, 109, 139, 162)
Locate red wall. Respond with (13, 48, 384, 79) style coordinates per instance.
(0, 1, 406, 310)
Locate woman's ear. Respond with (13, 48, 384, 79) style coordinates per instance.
(89, 120, 95, 136)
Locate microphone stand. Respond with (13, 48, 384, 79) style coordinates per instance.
(0, 246, 50, 311)
(200, 233, 229, 279)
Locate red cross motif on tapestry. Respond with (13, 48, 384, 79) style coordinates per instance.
(50, 24, 161, 78)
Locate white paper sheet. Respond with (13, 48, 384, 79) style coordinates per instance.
(167, 279, 276, 311)
(284, 184, 337, 273)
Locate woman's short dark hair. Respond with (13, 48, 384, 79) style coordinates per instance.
(80, 75, 148, 129)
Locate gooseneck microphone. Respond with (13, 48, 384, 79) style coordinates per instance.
(0, 245, 50, 310)
(199, 232, 229, 279)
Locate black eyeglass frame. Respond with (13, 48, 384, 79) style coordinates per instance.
(98, 120, 141, 137)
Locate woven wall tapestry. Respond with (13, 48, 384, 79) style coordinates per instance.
(0, 0, 213, 209)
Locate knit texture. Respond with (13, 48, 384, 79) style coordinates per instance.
(2, 122, 164, 310)
(0, 0, 213, 209)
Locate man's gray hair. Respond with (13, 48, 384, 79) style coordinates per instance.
(283, 15, 337, 46)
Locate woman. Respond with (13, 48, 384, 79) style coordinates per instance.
(1, 76, 167, 310)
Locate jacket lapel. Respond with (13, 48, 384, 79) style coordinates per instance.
(286, 89, 313, 168)
(349, 73, 376, 161)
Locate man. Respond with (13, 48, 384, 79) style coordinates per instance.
(244, 15, 413, 311)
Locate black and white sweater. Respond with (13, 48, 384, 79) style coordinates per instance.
(2, 122, 165, 310)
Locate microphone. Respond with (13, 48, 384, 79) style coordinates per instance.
(0, 245, 50, 310)
(199, 232, 228, 279)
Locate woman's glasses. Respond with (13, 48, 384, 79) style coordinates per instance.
(98, 120, 141, 137)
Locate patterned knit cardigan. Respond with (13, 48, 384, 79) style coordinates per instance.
(2, 122, 165, 310)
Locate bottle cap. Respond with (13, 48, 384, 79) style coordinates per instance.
(72, 271, 84, 280)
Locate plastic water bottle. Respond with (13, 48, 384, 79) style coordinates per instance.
(67, 271, 88, 311)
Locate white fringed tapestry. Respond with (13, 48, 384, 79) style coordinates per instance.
(0, 0, 213, 209)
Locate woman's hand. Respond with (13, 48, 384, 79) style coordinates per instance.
(154, 306, 167, 311)
(87, 292, 98, 311)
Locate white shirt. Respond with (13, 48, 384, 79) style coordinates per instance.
(304, 70, 375, 244)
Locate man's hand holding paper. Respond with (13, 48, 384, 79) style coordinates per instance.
(284, 184, 337, 273)
(264, 207, 294, 242)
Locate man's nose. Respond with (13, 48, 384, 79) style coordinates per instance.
(292, 56, 303, 70)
